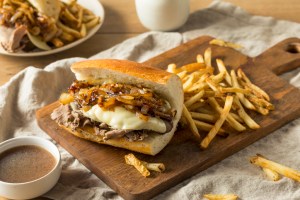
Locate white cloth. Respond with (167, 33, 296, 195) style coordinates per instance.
(1, 1, 300, 199)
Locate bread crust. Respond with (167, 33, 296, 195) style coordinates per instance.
(71, 59, 173, 85)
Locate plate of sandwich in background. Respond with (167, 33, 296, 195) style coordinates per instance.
(0, 0, 104, 56)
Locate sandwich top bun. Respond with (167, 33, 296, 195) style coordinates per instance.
(67, 59, 183, 155)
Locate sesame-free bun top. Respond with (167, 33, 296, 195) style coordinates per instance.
(69, 59, 183, 155)
(71, 59, 173, 85)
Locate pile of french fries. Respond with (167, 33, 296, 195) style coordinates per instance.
(0, 0, 100, 49)
(57, 0, 100, 45)
(167, 46, 274, 149)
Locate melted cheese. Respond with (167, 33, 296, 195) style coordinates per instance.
(82, 105, 166, 133)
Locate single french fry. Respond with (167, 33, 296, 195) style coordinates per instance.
(59, 31, 75, 42)
(176, 70, 187, 79)
(57, 20, 82, 38)
(186, 80, 208, 93)
(125, 153, 150, 177)
(262, 167, 281, 181)
(216, 59, 232, 86)
(196, 106, 217, 115)
(247, 94, 274, 110)
(77, 6, 83, 28)
(230, 112, 243, 123)
(237, 68, 251, 83)
(64, 6, 78, 23)
(85, 16, 100, 30)
(210, 38, 243, 50)
(183, 73, 196, 92)
(250, 154, 300, 182)
(200, 95, 233, 149)
(83, 14, 96, 22)
(211, 71, 226, 83)
(194, 119, 228, 137)
(208, 97, 246, 132)
(182, 62, 206, 71)
(188, 101, 206, 111)
(255, 106, 270, 115)
(182, 105, 201, 141)
(204, 193, 238, 200)
(206, 77, 220, 93)
(141, 161, 165, 173)
(80, 23, 87, 37)
(167, 63, 177, 73)
(219, 87, 250, 94)
(203, 90, 218, 98)
(197, 54, 204, 63)
(50, 38, 64, 48)
(191, 112, 217, 123)
(233, 96, 260, 129)
(10, 10, 23, 23)
(184, 90, 205, 108)
(204, 47, 212, 68)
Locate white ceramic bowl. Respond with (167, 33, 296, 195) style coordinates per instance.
(0, 136, 61, 199)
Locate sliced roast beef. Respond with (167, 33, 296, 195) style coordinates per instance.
(0, 25, 27, 52)
(104, 129, 132, 140)
(125, 131, 148, 142)
(51, 104, 173, 142)
(51, 104, 83, 130)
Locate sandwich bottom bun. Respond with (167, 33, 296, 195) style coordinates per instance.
(61, 125, 175, 156)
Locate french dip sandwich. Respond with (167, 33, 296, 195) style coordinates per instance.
(51, 59, 183, 155)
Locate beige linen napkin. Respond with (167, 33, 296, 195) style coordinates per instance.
(1, 1, 300, 199)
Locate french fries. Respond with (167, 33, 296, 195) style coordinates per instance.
(203, 193, 239, 200)
(125, 153, 165, 177)
(141, 161, 165, 173)
(0, 0, 100, 51)
(125, 153, 150, 177)
(167, 46, 273, 149)
(250, 154, 300, 182)
(262, 167, 280, 181)
(209, 38, 243, 50)
(182, 105, 201, 141)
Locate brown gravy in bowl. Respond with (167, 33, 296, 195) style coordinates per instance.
(0, 145, 56, 183)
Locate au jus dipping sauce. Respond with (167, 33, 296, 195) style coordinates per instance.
(0, 145, 56, 183)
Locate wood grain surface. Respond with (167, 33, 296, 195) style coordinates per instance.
(1, 0, 300, 86)
(36, 36, 300, 200)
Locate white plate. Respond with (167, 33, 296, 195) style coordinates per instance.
(0, 0, 105, 57)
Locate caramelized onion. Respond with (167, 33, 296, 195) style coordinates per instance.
(70, 81, 174, 121)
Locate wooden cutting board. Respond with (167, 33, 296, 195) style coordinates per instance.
(36, 36, 300, 200)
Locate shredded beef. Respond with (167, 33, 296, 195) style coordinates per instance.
(0, 25, 27, 53)
(104, 129, 132, 140)
(125, 131, 148, 142)
(51, 105, 173, 142)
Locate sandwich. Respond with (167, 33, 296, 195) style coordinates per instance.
(51, 59, 183, 155)
(0, 0, 61, 52)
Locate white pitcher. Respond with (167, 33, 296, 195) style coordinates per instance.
(135, 0, 190, 31)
